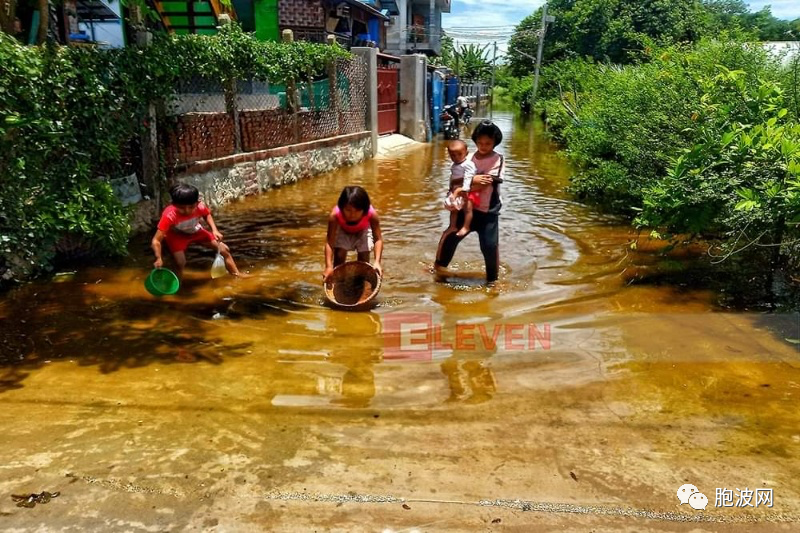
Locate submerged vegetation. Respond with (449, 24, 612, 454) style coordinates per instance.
(500, 0, 800, 272)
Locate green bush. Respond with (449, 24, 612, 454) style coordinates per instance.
(636, 68, 800, 254)
(538, 39, 785, 211)
(506, 75, 535, 113)
(535, 37, 800, 264)
(0, 25, 350, 283)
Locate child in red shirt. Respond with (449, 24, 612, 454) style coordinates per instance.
(151, 183, 242, 279)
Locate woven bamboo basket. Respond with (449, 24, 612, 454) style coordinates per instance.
(323, 261, 382, 311)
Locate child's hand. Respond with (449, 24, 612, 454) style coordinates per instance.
(154, 258, 163, 268)
(322, 267, 334, 283)
(373, 262, 383, 278)
(473, 174, 492, 188)
(213, 230, 224, 242)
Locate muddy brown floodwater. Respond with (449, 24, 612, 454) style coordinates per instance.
(1, 112, 799, 531)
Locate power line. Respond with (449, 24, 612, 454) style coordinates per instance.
(438, 28, 543, 39)
(443, 25, 517, 29)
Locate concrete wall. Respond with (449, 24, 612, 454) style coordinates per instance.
(351, 48, 378, 158)
(763, 41, 800, 65)
(130, 132, 372, 233)
(400, 54, 428, 142)
(384, 1, 408, 56)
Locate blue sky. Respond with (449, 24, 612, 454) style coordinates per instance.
(442, 1, 800, 55)
(747, 1, 800, 19)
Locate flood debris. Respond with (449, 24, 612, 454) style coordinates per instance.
(11, 491, 60, 508)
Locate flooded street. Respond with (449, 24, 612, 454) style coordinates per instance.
(1, 112, 799, 530)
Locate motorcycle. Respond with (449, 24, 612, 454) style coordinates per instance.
(440, 104, 459, 140)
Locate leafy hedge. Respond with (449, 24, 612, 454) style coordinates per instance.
(536, 39, 800, 265)
(0, 24, 350, 283)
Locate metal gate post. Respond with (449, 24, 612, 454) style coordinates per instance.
(352, 47, 378, 158)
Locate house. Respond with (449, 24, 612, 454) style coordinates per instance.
(152, 0, 235, 36)
(225, 0, 390, 48)
(74, 0, 387, 50)
(383, 0, 450, 56)
(272, 0, 388, 48)
(2, 0, 127, 46)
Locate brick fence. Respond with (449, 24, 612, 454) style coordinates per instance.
(163, 113, 236, 166)
(159, 58, 368, 174)
(162, 109, 358, 169)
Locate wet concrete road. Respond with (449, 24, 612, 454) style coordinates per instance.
(0, 113, 799, 531)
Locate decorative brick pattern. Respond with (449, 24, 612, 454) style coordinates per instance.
(279, 0, 324, 28)
(161, 58, 366, 174)
(162, 113, 235, 168)
(175, 132, 369, 177)
(240, 109, 294, 152)
(298, 110, 339, 143)
(171, 134, 372, 213)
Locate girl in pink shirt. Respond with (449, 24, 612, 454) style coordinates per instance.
(324, 186, 384, 282)
(435, 121, 505, 283)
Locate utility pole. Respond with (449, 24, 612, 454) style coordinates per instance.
(490, 41, 497, 120)
(455, 39, 460, 78)
(532, 2, 549, 107)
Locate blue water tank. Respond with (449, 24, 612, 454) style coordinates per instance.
(446, 76, 459, 106)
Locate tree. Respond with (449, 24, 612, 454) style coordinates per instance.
(744, 7, 794, 41)
(430, 33, 454, 68)
(0, 0, 18, 35)
(507, 0, 800, 72)
(507, 13, 540, 78)
(548, 0, 707, 63)
(703, 0, 749, 32)
(453, 43, 492, 82)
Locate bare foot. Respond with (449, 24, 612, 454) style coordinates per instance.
(485, 280, 506, 295)
(456, 227, 470, 238)
(232, 272, 253, 279)
(433, 264, 448, 281)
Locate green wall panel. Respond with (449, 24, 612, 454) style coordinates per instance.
(254, 0, 279, 42)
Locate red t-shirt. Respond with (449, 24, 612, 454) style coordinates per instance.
(157, 202, 211, 234)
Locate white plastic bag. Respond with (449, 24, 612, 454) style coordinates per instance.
(211, 253, 227, 279)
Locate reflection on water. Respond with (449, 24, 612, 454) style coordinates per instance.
(2, 113, 799, 518)
(0, 112, 797, 416)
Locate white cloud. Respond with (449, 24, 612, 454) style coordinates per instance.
(442, 1, 543, 57)
(747, 1, 800, 20)
(441, 0, 799, 59)
(443, 0, 542, 29)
